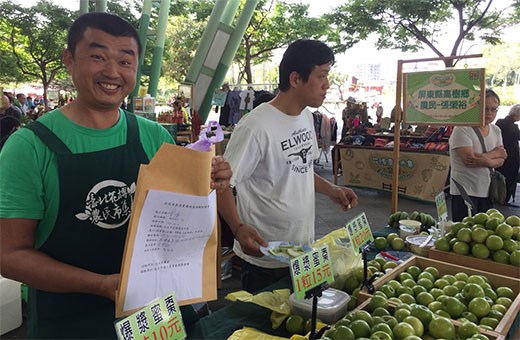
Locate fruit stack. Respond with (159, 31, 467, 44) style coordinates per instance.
(387, 210, 436, 232)
(430, 209, 520, 277)
(320, 299, 503, 339)
(356, 256, 519, 339)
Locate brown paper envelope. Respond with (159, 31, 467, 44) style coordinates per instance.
(116, 143, 217, 318)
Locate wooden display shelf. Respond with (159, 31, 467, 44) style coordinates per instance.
(357, 255, 520, 338)
(354, 297, 505, 340)
(429, 246, 520, 278)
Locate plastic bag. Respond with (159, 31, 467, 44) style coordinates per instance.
(311, 227, 362, 292)
(227, 327, 289, 340)
(186, 120, 223, 151)
(226, 289, 291, 329)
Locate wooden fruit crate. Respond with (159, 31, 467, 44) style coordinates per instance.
(354, 297, 505, 340)
(428, 246, 520, 278)
(358, 255, 520, 338)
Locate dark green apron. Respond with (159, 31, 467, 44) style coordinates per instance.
(25, 112, 148, 339)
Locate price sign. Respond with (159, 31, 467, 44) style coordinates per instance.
(345, 212, 374, 253)
(290, 245, 334, 299)
(435, 192, 448, 222)
(115, 292, 186, 340)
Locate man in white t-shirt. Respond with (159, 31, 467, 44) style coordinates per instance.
(217, 39, 358, 292)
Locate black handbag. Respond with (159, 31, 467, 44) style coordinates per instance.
(473, 127, 507, 205)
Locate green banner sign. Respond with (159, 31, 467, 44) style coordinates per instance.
(290, 245, 334, 299)
(345, 212, 374, 253)
(404, 68, 485, 125)
(115, 292, 186, 340)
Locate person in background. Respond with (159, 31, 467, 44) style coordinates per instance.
(449, 89, 507, 221)
(496, 104, 520, 205)
(1, 93, 23, 120)
(217, 39, 358, 293)
(26, 96, 36, 119)
(0, 12, 231, 339)
(16, 93, 27, 114)
(0, 115, 21, 150)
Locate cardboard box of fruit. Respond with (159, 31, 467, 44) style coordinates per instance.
(357, 255, 520, 338)
(428, 210, 520, 278)
(429, 246, 520, 278)
(340, 297, 506, 340)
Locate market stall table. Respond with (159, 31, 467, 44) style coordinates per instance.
(333, 143, 450, 202)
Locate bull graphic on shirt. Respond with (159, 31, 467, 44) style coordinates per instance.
(288, 145, 312, 164)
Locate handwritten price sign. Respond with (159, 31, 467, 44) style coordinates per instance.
(345, 212, 374, 253)
(115, 292, 186, 340)
(290, 245, 334, 299)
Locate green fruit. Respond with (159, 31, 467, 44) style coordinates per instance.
(442, 296, 465, 318)
(505, 215, 520, 226)
(496, 296, 513, 308)
(471, 243, 490, 259)
(496, 286, 515, 299)
(463, 283, 485, 300)
(416, 291, 435, 306)
(375, 236, 388, 250)
(331, 325, 355, 340)
(371, 323, 393, 336)
(369, 295, 389, 312)
(410, 303, 433, 326)
(393, 308, 411, 322)
(370, 330, 392, 340)
(353, 310, 374, 327)
(458, 320, 480, 339)
(403, 315, 424, 337)
(486, 235, 504, 250)
(493, 249, 510, 264)
(485, 217, 502, 231)
(496, 223, 514, 239)
(473, 213, 489, 226)
(387, 233, 399, 243)
(471, 227, 489, 243)
(460, 311, 479, 323)
(350, 319, 371, 338)
(457, 227, 473, 242)
(391, 237, 405, 250)
(285, 314, 304, 334)
(468, 297, 491, 318)
(452, 241, 470, 255)
(503, 239, 518, 253)
(479, 316, 499, 329)
(510, 250, 520, 266)
(424, 266, 440, 280)
(406, 265, 421, 280)
(417, 271, 435, 282)
(428, 316, 455, 339)
(392, 322, 416, 339)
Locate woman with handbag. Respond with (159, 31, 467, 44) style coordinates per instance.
(449, 89, 507, 221)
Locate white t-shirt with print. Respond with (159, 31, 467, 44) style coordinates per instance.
(224, 103, 319, 268)
(449, 125, 502, 197)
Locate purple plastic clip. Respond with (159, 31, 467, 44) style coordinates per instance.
(186, 121, 224, 152)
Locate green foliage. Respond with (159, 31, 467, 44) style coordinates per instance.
(0, 0, 73, 105)
(327, 0, 514, 67)
(483, 42, 520, 88)
(232, 0, 340, 84)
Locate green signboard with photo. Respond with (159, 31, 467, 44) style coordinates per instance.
(404, 68, 485, 125)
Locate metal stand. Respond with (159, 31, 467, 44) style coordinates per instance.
(360, 242, 380, 294)
(305, 283, 331, 340)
